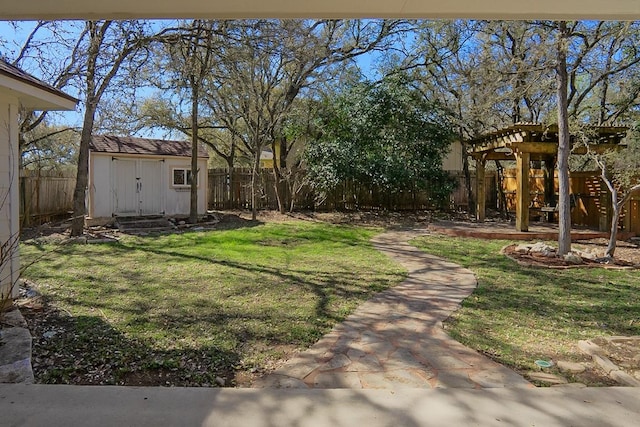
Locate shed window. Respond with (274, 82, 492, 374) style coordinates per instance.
(172, 168, 198, 187)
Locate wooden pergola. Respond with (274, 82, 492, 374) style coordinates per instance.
(468, 124, 628, 232)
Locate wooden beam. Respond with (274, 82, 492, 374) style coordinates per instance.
(483, 152, 515, 161)
(571, 143, 627, 155)
(516, 151, 530, 232)
(512, 142, 559, 155)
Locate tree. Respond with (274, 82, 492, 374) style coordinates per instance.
(585, 132, 640, 258)
(5, 22, 85, 174)
(70, 20, 154, 236)
(147, 20, 221, 223)
(306, 76, 455, 205)
(203, 19, 406, 219)
(19, 123, 78, 171)
(555, 21, 573, 255)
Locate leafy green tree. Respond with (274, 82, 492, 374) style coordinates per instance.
(20, 123, 78, 171)
(306, 76, 455, 205)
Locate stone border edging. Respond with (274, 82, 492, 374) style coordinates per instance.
(578, 339, 640, 387)
(500, 245, 638, 270)
(0, 308, 34, 384)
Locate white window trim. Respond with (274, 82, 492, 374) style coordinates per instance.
(171, 167, 200, 188)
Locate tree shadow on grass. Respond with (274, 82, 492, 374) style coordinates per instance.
(23, 306, 242, 387)
(20, 229, 403, 387)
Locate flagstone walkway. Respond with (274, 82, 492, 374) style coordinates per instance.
(254, 229, 532, 390)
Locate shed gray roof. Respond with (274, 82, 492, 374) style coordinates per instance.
(0, 58, 78, 104)
(90, 135, 209, 158)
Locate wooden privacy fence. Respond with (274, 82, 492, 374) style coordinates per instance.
(208, 168, 474, 211)
(13, 166, 636, 231)
(208, 167, 640, 231)
(19, 170, 75, 226)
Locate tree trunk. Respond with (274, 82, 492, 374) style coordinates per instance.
(270, 140, 286, 214)
(556, 21, 572, 256)
(251, 145, 261, 221)
(70, 99, 96, 236)
(461, 141, 474, 216)
(189, 81, 199, 224)
(495, 160, 509, 219)
(605, 201, 621, 258)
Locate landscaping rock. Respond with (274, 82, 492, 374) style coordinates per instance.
(564, 252, 583, 264)
(0, 358, 34, 383)
(531, 242, 554, 253)
(0, 326, 34, 384)
(578, 340, 605, 356)
(556, 360, 586, 373)
(551, 382, 587, 388)
(577, 250, 598, 261)
(593, 354, 620, 374)
(610, 370, 640, 387)
(1, 308, 28, 328)
(526, 371, 568, 385)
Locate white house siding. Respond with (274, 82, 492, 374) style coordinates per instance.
(89, 152, 207, 219)
(443, 141, 464, 172)
(0, 94, 20, 298)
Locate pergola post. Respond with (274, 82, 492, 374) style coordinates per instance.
(475, 155, 486, 222)
(515, 151, 530, 232)
(543, 155, 556, 222)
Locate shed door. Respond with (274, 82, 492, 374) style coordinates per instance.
(113, 158, 138, 215)
(139, 160, 162, 215)
(113, 158, 163, 216)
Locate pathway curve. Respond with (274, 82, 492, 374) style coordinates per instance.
(254, 229, 531, 389)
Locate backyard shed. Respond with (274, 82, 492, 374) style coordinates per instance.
(88, 135, 209, 221)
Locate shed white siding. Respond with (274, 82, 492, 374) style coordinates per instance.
(164, 156, 208, 216)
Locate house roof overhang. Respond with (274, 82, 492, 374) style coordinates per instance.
(1, 0, 640, 20)
(0, 61, 77, 111)
(467, 124, 629, 162)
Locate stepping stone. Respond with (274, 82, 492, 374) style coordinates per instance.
(526, 371, 568, 385)
(557, 360, 587, 373)
(578, 340, 605, 356)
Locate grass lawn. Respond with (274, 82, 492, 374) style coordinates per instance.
(411, 234, 640, 383)
(20, 221, 405, 386)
